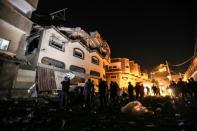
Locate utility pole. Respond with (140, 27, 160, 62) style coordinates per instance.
(166, 60, 172, 81)
(194, 38, 197, 56)
(49, 8, 67, 21)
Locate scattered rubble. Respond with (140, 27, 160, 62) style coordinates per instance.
(121, 101, 153, 115)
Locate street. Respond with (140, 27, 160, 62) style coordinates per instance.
(1, 96, 197, 131)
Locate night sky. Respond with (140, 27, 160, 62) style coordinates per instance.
(32, 0, 197, 72)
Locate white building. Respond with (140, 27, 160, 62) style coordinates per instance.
(22, 26, 111, 92)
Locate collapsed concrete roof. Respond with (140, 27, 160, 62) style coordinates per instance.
(57, 26, 111, 58)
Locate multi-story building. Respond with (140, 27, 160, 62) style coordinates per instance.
(0, 0, 39, 97)
(184, 55, 197, 81)
(106, 58, 149, 90)
(20, 26, 111, 93)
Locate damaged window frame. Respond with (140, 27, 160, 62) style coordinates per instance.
(25, 32, 40, 55)
(73, 48, 84, 59)
(90, 70, 100, 77)
(91, 56, 99, 65)
(49, 35, 65, 52)
(111, 75, 117, 78)
(41, 57, 65, 69)
(70, 65, 86, 73)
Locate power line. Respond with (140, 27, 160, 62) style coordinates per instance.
(169, 40, 197, 67)
(194, 38, 197, 56)
(169, 56, 194, 67)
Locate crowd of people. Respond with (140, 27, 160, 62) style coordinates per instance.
(168, 77, 197, 100)
(59, 76, 197, 111)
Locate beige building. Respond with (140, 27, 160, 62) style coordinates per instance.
(19, 26, 111, 93)
(106, 58, 150, 90)
(0, 0, 39, 97)
(184, 55, 197, 81)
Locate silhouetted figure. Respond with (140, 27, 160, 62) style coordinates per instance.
(110, 82, 115, 105)
(128, 82, 134, 100)
(139, 83, 144, 99)
(145, 86, 150, 96)
(135, 83, 140, 99)
(169, 81, 176, 97)
(152, 84, 157, 96)
(156, 86, 161, 96)
(91, 80, 95, 109)
(187, 78, 195, 99)
(98, 79, 107, 108)
(189, 77, 197, 100)
(83, 79, 94, 110)
(60, 77, 71, 110)
(177, 78, 186, 99)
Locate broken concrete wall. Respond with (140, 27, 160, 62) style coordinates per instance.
(0, 60, 19, 98)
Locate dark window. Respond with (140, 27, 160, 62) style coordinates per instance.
(49, 35, 65, 52)
(90, 70, 100, 77)
(109, 66, 112, 69)
(111, 75, 117, 78)
(91, 56, 99, 65)
(26, 36, 39, 55)
(41, 57, 65, 69)
(113, 66, 117, 69)
(73, 48, 84, 59)
(70, 65, 85, 73)
(126, 66, 129, 68)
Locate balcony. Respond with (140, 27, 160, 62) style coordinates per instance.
(26, 0, 39, 9)
(106, 68, 122, 72)
(0, 1, 33, 34)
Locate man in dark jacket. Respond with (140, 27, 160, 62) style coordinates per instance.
(60, 77, 71, 111)
(98, 79, 107, 108)
(128, 82, 134, 100)
(84, 79, 94, 110)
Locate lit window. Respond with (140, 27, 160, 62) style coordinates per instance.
(122, 77, 128, 80)
(41, 57, 65, 69)
(111, 76, 117, 78)
(90, 70, 100, 77)
(73, 48, 84, 59)
(91, 56, 99, 65)
(70, 65, 85, 73)
(49, 35, 65, 52)
(0, 38, 9, 51)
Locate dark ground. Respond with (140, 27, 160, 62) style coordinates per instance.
(0, 96, 197, 131)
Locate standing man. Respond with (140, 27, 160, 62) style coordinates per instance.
(128, 82, 134, 101)
(84, 79, 93, 110)
(98, 79, 107, 108)
(60, 77, 71, 111)
(139, 83, 144, 99)
(135, 83, 140, 99)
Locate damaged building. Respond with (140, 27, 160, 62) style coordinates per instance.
(0, 0, 39, 97)
(17, 25, 111, 95)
